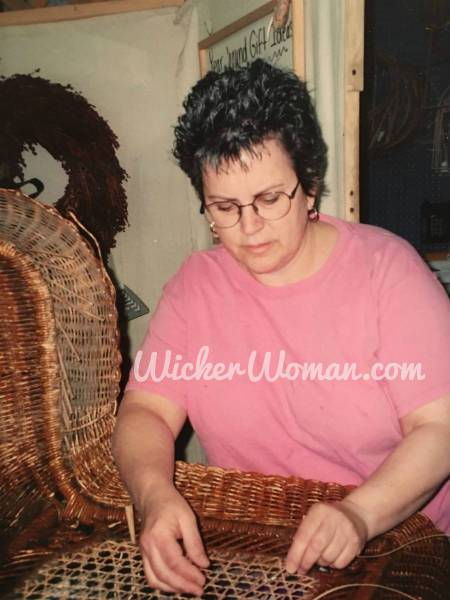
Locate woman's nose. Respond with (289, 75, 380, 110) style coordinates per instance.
(239, 204, 264, 235)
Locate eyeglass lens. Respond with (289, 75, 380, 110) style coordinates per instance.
(208, 192, 292, 228)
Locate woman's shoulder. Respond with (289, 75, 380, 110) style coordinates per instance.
(164, 245, 232, 294)
(321, 213, 410, 250)
(178, 245, 230, 275)
(322, 214, 428, 272)
(321, 214, 443, 295)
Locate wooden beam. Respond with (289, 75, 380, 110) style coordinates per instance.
(424, 252, 450, 261)
(0, 0, 184, 26)
(343, 0, 364, 222)
(198, 1, 276, 50)
(28, 0, 50, 7)
(291, 0, 305, 80)
(1, 0, 29, 9)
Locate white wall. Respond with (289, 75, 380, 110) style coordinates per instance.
(196, 0, 267, 40)
(0, 5, 211, 358)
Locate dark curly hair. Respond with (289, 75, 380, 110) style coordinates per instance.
(173, 59, 327, 210)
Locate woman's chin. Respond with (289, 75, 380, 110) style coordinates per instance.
(239, 255, 282, 279)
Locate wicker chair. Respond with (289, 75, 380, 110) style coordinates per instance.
(1, 189, 448, 599)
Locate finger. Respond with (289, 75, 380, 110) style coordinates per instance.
(316, 528, 342, 567)
(317, 552, 339, 567)
(285, 514, 320, 573)
(152, 535, 205, 595)
(159, 534, 206, 586)
(179, 515, 210, 568)
(142, 553, 178, 594)
(297, 520, 336, 573)
(330, 542, 359, 570)
(142, 521, 206, 588)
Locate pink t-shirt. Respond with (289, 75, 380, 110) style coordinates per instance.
(126, 214, 450, 533)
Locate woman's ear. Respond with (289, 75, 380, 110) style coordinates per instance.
(306, 193, 316, 212)
(306, 180, 319, 211)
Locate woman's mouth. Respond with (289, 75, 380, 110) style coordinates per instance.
(243, 241, 273, 254)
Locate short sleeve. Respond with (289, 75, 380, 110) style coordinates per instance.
(125, 262, 188, 408)
(375, 241, 450, 418)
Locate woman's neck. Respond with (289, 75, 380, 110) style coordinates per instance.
(254, 220, 339, 287)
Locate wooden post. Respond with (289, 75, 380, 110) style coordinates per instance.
(343, 0, 364, 222)
(292, 0, 305, 80)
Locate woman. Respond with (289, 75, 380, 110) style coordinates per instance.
(113, 59, 449, 596)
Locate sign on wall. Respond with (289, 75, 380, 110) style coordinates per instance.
(199, 1, 304, 77)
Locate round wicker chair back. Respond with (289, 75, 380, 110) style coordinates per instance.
(0, 189, 130, 530)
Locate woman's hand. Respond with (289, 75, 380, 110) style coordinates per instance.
(112, 392, 208, 593)
(139, 485, 209, 596)
(285, 499, 368, 574)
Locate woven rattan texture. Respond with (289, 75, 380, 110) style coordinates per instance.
(174, 462, 355, 528)
(4, 512, 449, 600)
(0, 242, 59, 552)
(176, 463, 449, 599)
(5, 539, 318, 600)
(0, 189, 130, 528)
(3, 463, 448, 599)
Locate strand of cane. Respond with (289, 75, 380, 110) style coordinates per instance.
(358, 532, 448, 558)
(308, 533, 448, 600)
(310, 582, 419, 600)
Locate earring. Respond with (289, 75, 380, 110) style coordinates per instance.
(209, 221, 219, 238)
(308, 207, 319, 222)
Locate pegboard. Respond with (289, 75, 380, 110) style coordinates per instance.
(361, 0, 450, 254)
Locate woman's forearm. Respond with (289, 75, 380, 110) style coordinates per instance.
(344, 421, 449, 538)
(112, 393, 181, 512)
(286, 413, 449, 574)
(113, 393, 208, 595)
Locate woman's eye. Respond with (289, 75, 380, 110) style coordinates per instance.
(216, 203, 236, 213)
(257, 194, 279, 206)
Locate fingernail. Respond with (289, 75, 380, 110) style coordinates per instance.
(285, 562, 295, 574)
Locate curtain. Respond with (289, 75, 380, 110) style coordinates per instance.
(304, 0, 345, 217)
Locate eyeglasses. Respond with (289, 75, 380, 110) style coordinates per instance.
(203, 180, 301, 229)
